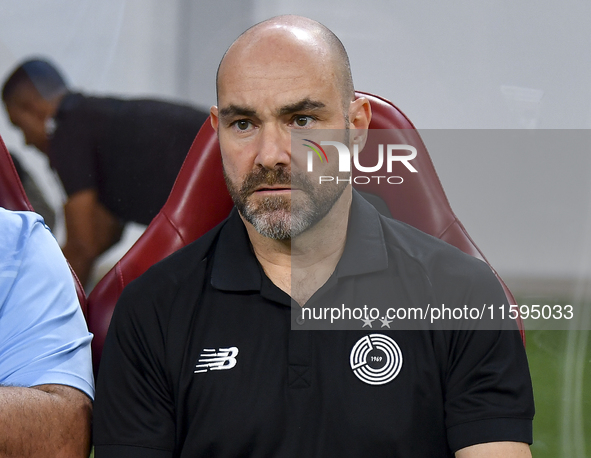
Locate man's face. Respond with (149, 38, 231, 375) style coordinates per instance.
(212, 30, 352, 240)
(5, 98, 48, 153)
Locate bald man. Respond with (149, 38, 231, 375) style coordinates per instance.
(93, 16, 534, 457)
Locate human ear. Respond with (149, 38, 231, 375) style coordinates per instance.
(349, 97, 371, 131)
(348, 97, 371, 151)
(210, 106, 219, 132)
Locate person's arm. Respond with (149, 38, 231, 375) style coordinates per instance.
(456, 441, 532, 457)
(0, 384, 92, 458)
(62, 188, 123, 286)
(0, 210, 95, 457)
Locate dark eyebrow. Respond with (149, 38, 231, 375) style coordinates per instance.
(219, 104, 257, 119)
(278, 99, 326, 116)
(218, 99, 326, 120)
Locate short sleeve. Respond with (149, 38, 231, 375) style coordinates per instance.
(443, 330, 534, 451)
(430, 257, 535, 451)
(0, 210, 94, 398)
(93, 273, 176, 458)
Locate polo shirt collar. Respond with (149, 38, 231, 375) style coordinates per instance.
(210, 190, 389, 294)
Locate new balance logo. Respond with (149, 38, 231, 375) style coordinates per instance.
(194, 347, 239, 373)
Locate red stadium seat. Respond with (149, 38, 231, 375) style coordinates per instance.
(87, 91, 523, 374)
(0, 136, 32, 211)
(353, 92, 486, 254)
(0, 135, 88, 316)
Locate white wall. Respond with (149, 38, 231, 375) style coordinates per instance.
(1, 1, 590, 297)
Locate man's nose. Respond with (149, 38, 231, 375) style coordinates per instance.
(254, 124, 291, 169)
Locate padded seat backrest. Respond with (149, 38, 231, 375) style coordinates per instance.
(0, 137, 32, 211)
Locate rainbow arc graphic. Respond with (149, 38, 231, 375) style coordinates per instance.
(303, 139, 328, 163)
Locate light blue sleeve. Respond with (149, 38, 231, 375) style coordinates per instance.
(0, 209, 94, 399)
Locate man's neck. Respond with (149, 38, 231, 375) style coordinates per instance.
(243, 187, 352, 305)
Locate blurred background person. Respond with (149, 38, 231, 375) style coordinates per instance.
(2, 58, 209, 288)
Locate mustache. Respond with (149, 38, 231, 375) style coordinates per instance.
(239, 166, 292, 195)
(239, 167, 313, 197)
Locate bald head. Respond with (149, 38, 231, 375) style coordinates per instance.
(217, 15, 354, 111)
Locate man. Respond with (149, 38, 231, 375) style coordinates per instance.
(2, 59, 210, 286)
(93, 16, 534, 457)
(0, 207, 94, 457)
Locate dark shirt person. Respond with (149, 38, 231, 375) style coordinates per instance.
(93, 16, 535, 457)
(2, 59, 209, 287)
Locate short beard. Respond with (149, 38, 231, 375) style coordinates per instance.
(224, 166, 348, 240)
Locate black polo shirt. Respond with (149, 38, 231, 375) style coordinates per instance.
(94, 193, 534, 458)
(48, 93, 209, 225)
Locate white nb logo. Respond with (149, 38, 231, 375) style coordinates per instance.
(194, 347, 239, 373)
